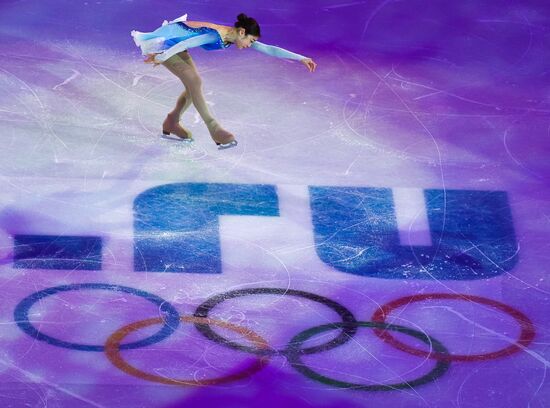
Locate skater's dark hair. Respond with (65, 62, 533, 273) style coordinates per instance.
(234, 13, 261, 37)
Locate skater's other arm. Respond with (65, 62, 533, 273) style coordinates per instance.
(251, 41, 317, 72)
(148, 32, 219, 64)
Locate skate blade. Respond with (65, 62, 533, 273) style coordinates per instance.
(161, 133, 194, 143)
(216, 140, 238, 150)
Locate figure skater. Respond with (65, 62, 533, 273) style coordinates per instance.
(131, 13, 317, 149)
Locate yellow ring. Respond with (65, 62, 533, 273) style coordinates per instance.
(105, 315, 270, 386)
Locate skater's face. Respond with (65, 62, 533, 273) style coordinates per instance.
(236, 28, 259, 49)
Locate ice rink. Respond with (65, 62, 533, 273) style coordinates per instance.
(0, 0, 549, 407)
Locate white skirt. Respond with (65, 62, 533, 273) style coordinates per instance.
(131, 14, 189, 55)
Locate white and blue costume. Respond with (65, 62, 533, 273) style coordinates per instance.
(131, 14, 306, 63)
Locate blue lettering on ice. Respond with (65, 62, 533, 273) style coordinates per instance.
(309, 187, 517, 280)
(133, 183, 279, 273)
(13, 235, 102, 270)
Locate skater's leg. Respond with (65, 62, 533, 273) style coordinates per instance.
(168, 52, 195, 117)
(162, 53, 195, 139)
(162, 52, 235, 144)
(169, 90, 193, 118)
(162, 89, 193, 139)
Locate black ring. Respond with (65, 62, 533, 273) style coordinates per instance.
(194, 288, 358, 356)
(285, 321, 450, 391)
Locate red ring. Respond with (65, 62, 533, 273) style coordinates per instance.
(371, 293, 535, 362)
(105, 315, 270, 386)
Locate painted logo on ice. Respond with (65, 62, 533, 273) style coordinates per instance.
(14, 182, 518, 280)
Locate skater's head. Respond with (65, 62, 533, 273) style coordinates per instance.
(234, 13, 260, 49)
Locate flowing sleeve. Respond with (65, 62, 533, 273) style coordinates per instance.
(250, 41, 306, 61)
(155, 31, 219, 62)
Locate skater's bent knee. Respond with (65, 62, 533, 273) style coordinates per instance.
(182, 74, 202, 88)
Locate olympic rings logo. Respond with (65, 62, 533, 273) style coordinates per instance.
(13, 284, 535, 391)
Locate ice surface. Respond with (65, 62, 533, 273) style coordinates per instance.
(0, 1, 549, 407)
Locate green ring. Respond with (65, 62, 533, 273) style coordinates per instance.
(285, 321, 450, 391)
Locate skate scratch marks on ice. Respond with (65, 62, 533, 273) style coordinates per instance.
(52, 69, 81, 90)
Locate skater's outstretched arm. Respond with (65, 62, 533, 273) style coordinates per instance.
(250, 41, 305, 60)
(250, 41, 317, 72)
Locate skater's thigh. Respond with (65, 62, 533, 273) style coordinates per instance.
(163, 51, 199, 79)
(176, 51, 200, 79)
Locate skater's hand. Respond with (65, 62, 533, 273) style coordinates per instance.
(144, 53, 161, 66)
(301, 58, 317, 73)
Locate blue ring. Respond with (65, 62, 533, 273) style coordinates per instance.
(14, 283, 180, 352)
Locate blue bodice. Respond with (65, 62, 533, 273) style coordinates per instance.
(176, 22, 231, 51)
